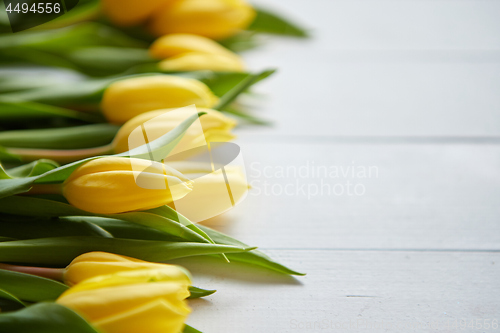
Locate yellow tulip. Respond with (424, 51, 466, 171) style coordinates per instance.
(57, 266, 191, 333)
(150, 33, 236, 59)
(159, 52, 245, 72)
(101, 75, 218, 124)
(150, 34, 245, 72)
(112, 108, 237, 156)
(149, 0, 256, 40)
(101, 0, 171, 26)
(63, 157, 192, 214)
(167, 161, 249, 222)
(63, 252, 189, 287)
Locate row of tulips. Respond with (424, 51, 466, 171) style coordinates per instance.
(0, 0, 308, 332)
(1, 252, 194, 333)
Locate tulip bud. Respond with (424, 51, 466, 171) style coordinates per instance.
(149, 0, 256, 40)
(112, 108, 237, 156)
(101, 75, 218, 124)
(101, 0, 170, 26)
(63, 252, 190, 287)
(167, 161, 249, 222)
(150, 33, 246, 72)
(63, 157, 192, 214)
(159, 52, 245, 72)
(150, 33, 237, 59)
(57, 265, 191, 333)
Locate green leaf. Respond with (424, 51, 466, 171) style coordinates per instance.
(0, 72, 162, 107)
(215, 69, 276, 111)
(0, 196, 209, 243)
(146, 206, 228, 263)
(219, 31, 260, 52)
(117, 111, 206, 161)
(0, 269, 68, 302)
(0, 147, 21, 162)
(33, 109, 204, 184)
(38, 0, 101, 30)
(62, 216, 179, 241)
(0, 195, 92, 217)
(115, 211, 210, 243)
(249, 7, 309, 37)
(0, 124, 119, 149)
(0, 68, 83, 94)
(184, 324, 203, 333)
(0, 75, 113, 106)
(0, 176, 37, 199)
(0, 22, 146, 52)
(0, 1, 11, 31)
(200, 72, 254, 97)
(199, 225, 306, 276)
(67, 47, 155, 77)
(0, 215, 112, 240)
(5, 160, 59, 178)
(62, 215, 305, 275)
(0, 100, 101, 122)
(147, 206, 217, 245)
(0, 164, 13, 179)
(0, 303, 100, 333)
(188, 286, 216, 299)
(0, 237, 254, 266)
(0, 288, 26, 308)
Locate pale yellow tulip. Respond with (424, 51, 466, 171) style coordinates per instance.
(63, 157, 192, 214)
(101, 75, 218, 124)
(150, 33, 236, 59)
(167, 161, 249, 222)
(63, 252, 189, 287)
(150, 0, 256, 40)
(57, 266, 191, 333)
(112, 108, 236, 156)
(159, 52, 245, 72)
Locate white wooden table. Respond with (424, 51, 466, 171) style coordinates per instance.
(172, 1, 500, 331)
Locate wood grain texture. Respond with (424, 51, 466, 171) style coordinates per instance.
(176, 250, 500, 333)
(205, 142, 500, 251)
(184, 0, 500, 331)
(239, 0, 500, 137)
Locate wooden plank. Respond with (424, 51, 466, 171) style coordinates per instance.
(202, 142, 500, 250)
(177, 250, 500, 332)
(240, 0, 500, 137)
(237, 62, 500, 137)
(251, 0, 500, 49)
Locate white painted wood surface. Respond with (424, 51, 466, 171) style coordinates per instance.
(179, 0, 500, 331)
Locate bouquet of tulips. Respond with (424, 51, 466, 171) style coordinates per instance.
(0, 0, 308, 332)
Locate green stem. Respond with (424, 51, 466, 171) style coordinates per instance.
(0, 263, 64, 281)
(25, 183, 63, 195)
(8, 144, 114, 164)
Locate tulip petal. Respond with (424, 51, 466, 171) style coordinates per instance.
(101, 76, 218, 124)
(94, 299, 190, 333)
(57, 282, 190, 322)
(159, 52, 245, 72)
(63, 267, 191, 295)
(150, 33, 236, 59)
(63, 157, 193, 214)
